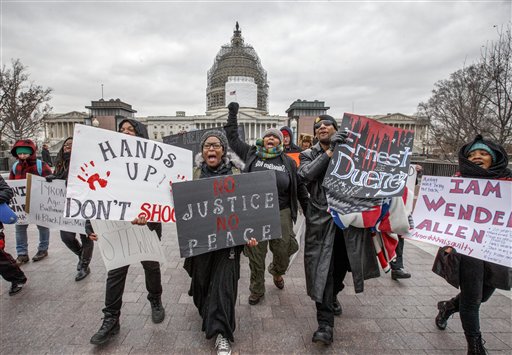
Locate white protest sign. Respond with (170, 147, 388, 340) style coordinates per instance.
(65, 124, 193, 222)
(25, 174, 86, 234)
(408, 176, 511, 267)
(91, 220, 167, 271)
(6, 179, 28, 225)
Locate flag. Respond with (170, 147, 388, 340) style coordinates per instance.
(229, 90, 236, 95)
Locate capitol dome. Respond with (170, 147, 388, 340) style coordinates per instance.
(206, 22, 269, 113)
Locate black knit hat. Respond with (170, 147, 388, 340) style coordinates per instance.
(200, 130, 228, 155)
(313, 115, 338, 135)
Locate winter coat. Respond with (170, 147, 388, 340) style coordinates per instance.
(52, 137, 73, 181)
(9, 139, 52, 179)
(0, 176, 14, 241)
(299, 143, 380, 300)
(224, 119, 308, 223)
(280, 126, 302, 153)
(41, 147, 52, 167)
(452, 135, 512, 290)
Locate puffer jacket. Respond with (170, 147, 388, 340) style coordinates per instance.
(9, 139, 52, 179)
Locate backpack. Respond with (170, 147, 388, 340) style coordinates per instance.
(12, 159, 43, 176)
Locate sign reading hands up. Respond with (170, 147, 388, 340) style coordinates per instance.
(65, 125, 193, 222)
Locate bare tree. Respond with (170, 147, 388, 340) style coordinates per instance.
(418, 64, 492, 161)
(0, 59, 52, 143)
(478, 25, 512, 146)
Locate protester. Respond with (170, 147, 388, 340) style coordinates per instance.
(0, 175, 27, 296)
(297, 115, 354, 345)
(434, 135, 511, 355)
(184, 130, 258, 355)
(9, 139, 52, 265)
(88, 119, 166, 345)
(299, 134, 313, 150)
(390, 237, 411, 280)
(224, 102, 308, 305)
(45, 137, 94, 281)
(41, 143, 52, 167)
(280, 126, 301, 153)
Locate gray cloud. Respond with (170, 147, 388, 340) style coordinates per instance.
(2, 1, 510, 118)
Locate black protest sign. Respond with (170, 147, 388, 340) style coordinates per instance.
(323, 113, 414, 198)
(173, 170, 281, 258)
(163, 126, 245, 157)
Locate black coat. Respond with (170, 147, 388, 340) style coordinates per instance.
(0, 176, 14, 230)
(224, 119, 308, 222)
(298, 143, 380, 300)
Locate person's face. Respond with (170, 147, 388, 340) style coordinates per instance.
(263, 135, 281, 150)
(468, 149, 493, 170)
(301, 141, 312, 149)
(315, 120, 337, 144)
(282, 134, 291, 146)
(120, 122, 136, 136)
(202, 137, 224, 168)
(63, 139, 73, 154)
(17, 153, 30, 160)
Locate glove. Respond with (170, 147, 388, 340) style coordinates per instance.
(45, 175, 56, 183)
(329, 130, 348, 151)
(227, 102, 239, 120)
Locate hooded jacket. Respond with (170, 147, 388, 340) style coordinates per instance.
(9, 139, 52, 180)
(455, 135, 511, 290)
(280, 126, 301, 153)
(52, 137, 73, 181)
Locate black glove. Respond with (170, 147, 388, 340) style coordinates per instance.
(45, 175, 56, 183)
(227, 102, 239, 120)
(329, 130, 348, 151)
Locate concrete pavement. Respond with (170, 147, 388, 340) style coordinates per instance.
(1, 221, 511, 355)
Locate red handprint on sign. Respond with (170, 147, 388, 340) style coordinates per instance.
(169, 174, 187, 193)
(77, 161, 111, 191)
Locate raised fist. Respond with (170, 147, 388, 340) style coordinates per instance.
(227, 102, 239, 117)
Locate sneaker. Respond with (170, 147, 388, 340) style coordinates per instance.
(215, 334, 232, 355)
(15, 255, 29, 266)
(9, 278, 27, 296)
(32, 250, 48, 262)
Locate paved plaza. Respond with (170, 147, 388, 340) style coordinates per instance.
(1, 219, 511, 355)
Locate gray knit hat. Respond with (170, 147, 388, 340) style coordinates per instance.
(262, 128, 283, 143)
(200, 130, 228, 155)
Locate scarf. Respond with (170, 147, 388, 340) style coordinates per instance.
(200, 161, 234, 178)
(458, 135, 512, 179)
(255, 138, 283, 159)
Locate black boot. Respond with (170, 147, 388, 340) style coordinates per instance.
(466, 334, 488, 355)
(75, 242, 93, 281)
(312, 325, 333, 345)
(149, 296, 165, 323)
(435, 298, 458, 330)
(90, 313, 120, 345)
(333, 297, 342, 316)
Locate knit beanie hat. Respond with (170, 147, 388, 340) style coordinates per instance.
(313, 115, 338, 135)
(263, 128, 283, 143)
(200, 130, 228, 155)
(16, 147, 33, 155)
(468, 141, 497, 162)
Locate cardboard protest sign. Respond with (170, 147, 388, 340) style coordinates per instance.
(6, 179, 28, 225)
(173, 170, 282, 258)
(408, 176, 511, 267)
(91, 220, 166, 271)
(25, 174, 86, 234)
(65, 125, 193, 222)
(163, 126, 245, 157)
(323, 113, 414, 198)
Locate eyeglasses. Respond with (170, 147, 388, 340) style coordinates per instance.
(203, 143, 223, 150)
(314, 120, 334, 130)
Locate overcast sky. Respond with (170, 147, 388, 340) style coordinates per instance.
(2, 1, 511, 118)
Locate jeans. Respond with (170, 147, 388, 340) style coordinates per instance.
(458, 255, 496, 337)
(15, 224, 50, 256)
(103, 261, 162, 316)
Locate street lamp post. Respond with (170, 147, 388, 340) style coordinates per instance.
(290, 118, 298, 145)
